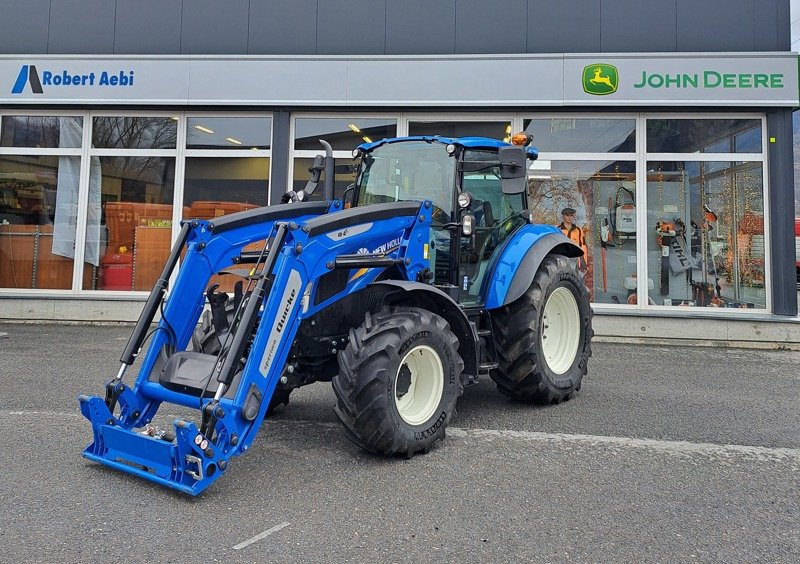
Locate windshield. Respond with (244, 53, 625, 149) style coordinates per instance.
(356, 142, 455, 220)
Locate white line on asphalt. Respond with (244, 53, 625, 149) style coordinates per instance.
(4, 410, 799, 465)
(446, 427, 800, 464)
(233, 522, 290, 550)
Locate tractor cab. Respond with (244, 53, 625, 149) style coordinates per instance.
(350, 136, 537, 305)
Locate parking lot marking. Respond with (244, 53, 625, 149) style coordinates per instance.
(447, 427, 800, 465)
(233, 522, 290, 550)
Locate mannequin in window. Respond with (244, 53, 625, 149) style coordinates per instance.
(558, 207, 587, 270)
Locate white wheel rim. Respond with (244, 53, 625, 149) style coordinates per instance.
(541, 286, 581, 375)
(394, 345, 444, 426)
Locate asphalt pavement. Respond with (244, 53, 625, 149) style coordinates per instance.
(0, 322, 798, 563)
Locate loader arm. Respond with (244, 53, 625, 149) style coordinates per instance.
(79, 200, 433, 495)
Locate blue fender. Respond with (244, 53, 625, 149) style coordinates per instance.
(484, 224, 583, 309)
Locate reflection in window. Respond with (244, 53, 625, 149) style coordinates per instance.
(0, 155, 85, 289)
(187, 117, 271, 150)
(523, 118, 635, 153)
(646, 161, 765, 309)
(92, 117, 177, 149)
(1, 116, 83, 149)
(408, 121, 510, 140)
(85, 156, 175, 291)
(646, 119, 762, 153)
(528, 160, 636, 305)
(183, 157, 269, 217)
(294, 118, 396, 151)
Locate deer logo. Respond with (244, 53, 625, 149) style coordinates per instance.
(582, 64, 619, 95)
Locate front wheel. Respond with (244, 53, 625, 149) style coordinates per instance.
(332, 307, 464, 457)
(491, 255, 593, 403)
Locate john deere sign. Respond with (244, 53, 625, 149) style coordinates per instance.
(566, 54, 797, 106)
(583, 64, 618, 95)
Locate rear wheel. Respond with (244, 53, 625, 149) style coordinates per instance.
(333, 307, 464, 457)
(490, 255, 592, 403)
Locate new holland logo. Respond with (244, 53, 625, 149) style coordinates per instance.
(582, 64, 619, 96)
(11, 65, 43, 94)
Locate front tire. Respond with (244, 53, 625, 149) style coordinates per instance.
(333, 307, 464, 457)
(491, 255, 593, 403)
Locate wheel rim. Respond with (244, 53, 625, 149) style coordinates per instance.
(541, 286, 581, 375)
(394, 345, 444, 426)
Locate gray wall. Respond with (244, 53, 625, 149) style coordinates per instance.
(0, 0, 790, 55)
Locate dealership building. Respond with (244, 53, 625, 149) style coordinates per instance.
(0, 0, 797, 342)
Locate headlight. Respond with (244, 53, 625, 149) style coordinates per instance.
(446, 144, 456, 155)
(457, 192, 472, 209)
(351, 148, 361, 158)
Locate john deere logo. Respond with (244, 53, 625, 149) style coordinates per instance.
(583, 64, 618, 95)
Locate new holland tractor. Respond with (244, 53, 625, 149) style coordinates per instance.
(79, 134, 593, 495)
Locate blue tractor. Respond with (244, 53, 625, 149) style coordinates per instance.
(79, 134, 593, 495)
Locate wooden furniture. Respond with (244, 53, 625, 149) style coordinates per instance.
(0, 224, 93, 289)
(132, 225, 171, 291)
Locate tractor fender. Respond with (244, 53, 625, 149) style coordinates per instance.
(369, 280, 478, 380)
(484, 228, 583, 309)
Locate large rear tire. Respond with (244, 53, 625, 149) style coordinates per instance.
(490, 255, 593, 403)
(333, 307, 464, 457)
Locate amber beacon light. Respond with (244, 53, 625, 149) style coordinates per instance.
(511, 132, 532, 146)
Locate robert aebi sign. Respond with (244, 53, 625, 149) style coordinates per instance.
(11, 64, 135, 94)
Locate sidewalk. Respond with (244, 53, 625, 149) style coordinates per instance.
(2, 296, 800, 349)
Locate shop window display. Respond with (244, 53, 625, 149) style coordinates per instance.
(84, 156, 175, 291)
(187, 117, 271, 150)
(527, 160, 636, 304)
(0, 155, 93, 289)
(646, 161, 765, 309)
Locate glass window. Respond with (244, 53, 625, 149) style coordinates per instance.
(1, 116, 83, 149)
(183, 157, 269, 217)
(522, 118, 635, 153)
(293, 157, 357, 202)
(646, 161, 765, 309)
(92, 117, 177, 149)
(187, 117, 271, 150)
(408, 121, 510, 140)
(294, 118, 396, 151)
(527, 160, 636, 305)
(85, 156, 175, 291)
(0, 155, 87, 289)
(646, 119, 762, 153)
(355, 141, 455, 216)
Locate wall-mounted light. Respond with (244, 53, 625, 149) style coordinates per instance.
(194, 124, 214, 134)
(225, 137, 242, 145)
(348, 123, 361, 133)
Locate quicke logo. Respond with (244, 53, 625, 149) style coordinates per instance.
(582, 64, 619, 96)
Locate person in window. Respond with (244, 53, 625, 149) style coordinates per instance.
(558, 207, 588, 270)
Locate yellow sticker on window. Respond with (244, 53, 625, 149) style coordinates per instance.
(423, 244, 429, 259)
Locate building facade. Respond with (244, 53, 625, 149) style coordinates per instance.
(0, 0, 796, 324)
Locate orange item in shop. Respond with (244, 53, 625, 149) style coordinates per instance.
(188, 200, 259, 220)
(99, 249, 133, 291)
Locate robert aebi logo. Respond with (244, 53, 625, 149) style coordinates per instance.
(11, 64, 135, 94)
(582, 64, 619, 95)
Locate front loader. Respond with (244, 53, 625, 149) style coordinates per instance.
(79, 134, 593, 495)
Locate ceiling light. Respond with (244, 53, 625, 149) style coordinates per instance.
(362, 136, 372, 143)
(348, 123, 361, 133)
(170, 116, 179, 121)
(225, 137, 242, 145)
(194, 124, 214, 134)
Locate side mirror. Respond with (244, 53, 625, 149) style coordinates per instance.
(498, 146, 527, 195)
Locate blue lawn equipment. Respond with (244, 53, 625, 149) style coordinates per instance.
(79, 134, 593, 495)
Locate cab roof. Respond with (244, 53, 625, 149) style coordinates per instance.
(357, 135, 538, 159)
